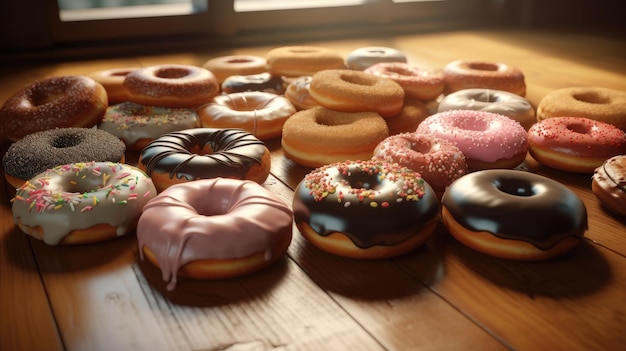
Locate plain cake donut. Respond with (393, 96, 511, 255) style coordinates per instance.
(137, 177, 293, 291)
(2, 128, 126, 189)
(138, 128, 271, 192)
(441, 169, 587, 260)
(536, 86, 626, 131)
(0, 75, 108, 142)
(443, 60, 526, 96)
(293, 160, 439, 259)
(266, 46, 346, 77)
(281, 107, 389, 168)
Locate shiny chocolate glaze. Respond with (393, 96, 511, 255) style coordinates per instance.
(221, 72, 286, 95)
(293, 160, 440, 248)
(442, 169, 587, 249)
(139, 128, 268, 181)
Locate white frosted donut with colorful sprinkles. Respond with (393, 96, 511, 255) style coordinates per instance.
(12, 162, 156, 245)
(98, 101, 199, 150)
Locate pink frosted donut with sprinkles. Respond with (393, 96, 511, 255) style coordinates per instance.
(11, 161, 156, 245)
(416, 110, 529, 171)
(372, 133, 468, 198)
(292, 160, 440, 259)
(98, 101, 200, 150)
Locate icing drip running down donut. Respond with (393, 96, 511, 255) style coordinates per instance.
(293, 160, 440, 259)
(12, 162, 156, 245)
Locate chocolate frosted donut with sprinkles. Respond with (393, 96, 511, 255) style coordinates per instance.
(12, 162, 156, 245)
(293, 160, 440, 259)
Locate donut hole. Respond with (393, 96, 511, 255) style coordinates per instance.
(315, 114, 352, 126)
(571, 92, 610, 105)
(566, 123, 591, 134)
(31, 88, 65, 106)
(52, 133, 84, 148)
(340, 73, 377, 87)
(154, 67, 191, 79)
(456, 118, 490, 132)
(189, 144, 214, 155)
(403, 137, 433, 154)
(341, 172, 380, 191)
(226, 58, 254, 64)
(467, 62, 499, 72)
(494, 177, 535, 197)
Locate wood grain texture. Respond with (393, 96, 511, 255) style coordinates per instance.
(1, 28, 626, 351)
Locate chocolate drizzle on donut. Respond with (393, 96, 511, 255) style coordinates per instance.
(139, 128, 268, 181)
(293, 160, 440, 248)
(442, 169, 588, 249)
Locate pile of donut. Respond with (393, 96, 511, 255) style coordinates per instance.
(1, 44, 626, 292)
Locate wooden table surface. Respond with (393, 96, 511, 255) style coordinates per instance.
(1, 27, 626, 351)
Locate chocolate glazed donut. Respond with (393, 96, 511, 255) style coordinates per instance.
(442, 169, 587, 250)
(138, 128, 271, 191)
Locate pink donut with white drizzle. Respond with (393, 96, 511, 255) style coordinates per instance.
(372, 133, 467, 197)
(416, 110, 529, 171)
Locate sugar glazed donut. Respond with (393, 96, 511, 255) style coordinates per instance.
(346, 46, 408, 70)
(99, 101, 200, 150)
(293, 160, 439, 259)
(309, 69, 405, 118)
(201, 55, 267, 83)
(87, 67, 139, 104)
(592, 155, 626, 217)
(138, 128, 271, 192)
(137, 178, 293, 290)
(443, 60, 526, 96)
(2, 128, 126, 189)
(12, 162, 156, 245)
(372, 133, 467, 197)
(284, 76, 319, 110)
(221, 72, 286, 95)
(536, 87, 626, 131)
(528, 117, 626, 174)
(416, 110, 529, 171)
(281, 107, 389, 168)
(441, 169, 587, 260)
(0, 75, 108, 142)
(198, 91, 295, 140)
(266, 45, 346, 77)
(364, 62, 444, 101)
(123, 64, 220, 108)
(437, 88, 536, 130)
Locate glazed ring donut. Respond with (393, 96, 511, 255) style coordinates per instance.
(0, 75, 108, 142)
(138, 128, 271, 192)
(281, 107, 389, 168)
(536, 86, 626, 131)
(266, 46, 346, 77)
(309, 69, 405, 118)
(2, 128, 126, 189)
(443, 60, 526, 96)
(441, 169, 587, 261)
(201, 55, 267, 83)
(592, 155, 626, 217)
(416, 110, 529, 171)
(346, 46, 407, 70)
(437, 88, 536, 130)
(284, 76, 319, 110)
(137, 177, 293, 291)
(527, 117, 626, 174)
(364, 62, 444, 101)
(221, 72, 286, 95)
(293, 160, 440, 259)
(98, 101, 200, 150)
(198, 91, 295, 140)
(12, 161, 156, 245)
(123, 64, 220, 108)
(372, 133, 467, 197)
(87, 67, 139, 104)
(384, 98, 429, 135)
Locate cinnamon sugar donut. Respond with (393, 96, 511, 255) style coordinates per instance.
(266, 46, 346, 77)
(309, 69, 405, 118)
(87, 67, 138, 104)
(202, 55, 267, 83)
(443, 60, 526, 96)
(123, 64, 220, 108)
(365, 62, 444, 101)
(198, 91, 296, 140)
(536, 87, 626, 131)
(0, 75, 108, 142)
(281, 107, 389, 168)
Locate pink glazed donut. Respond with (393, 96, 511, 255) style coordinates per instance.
(416, 110, 529, 171)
